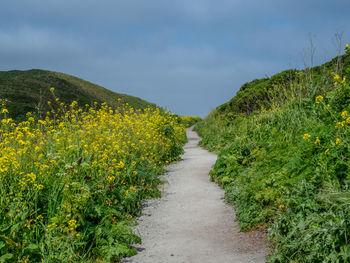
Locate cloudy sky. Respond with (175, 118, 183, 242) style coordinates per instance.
(1, 1, 349, 117)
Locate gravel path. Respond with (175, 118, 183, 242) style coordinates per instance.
(123, 127, 268, 263)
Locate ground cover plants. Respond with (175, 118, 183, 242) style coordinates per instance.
(0, 92, 186, 262)
(196, 46, 350, 262)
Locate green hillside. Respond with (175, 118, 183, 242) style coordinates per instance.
(196, 47, 350, 262)
(217, 53, 350, 117)
(0, 69, 156, 119)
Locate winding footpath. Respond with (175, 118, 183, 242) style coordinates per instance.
(124, 127, 268, 263)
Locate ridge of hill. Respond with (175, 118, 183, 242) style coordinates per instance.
(0, 69, 156, 119)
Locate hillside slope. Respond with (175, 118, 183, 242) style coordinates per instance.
(217, 52, 350, 116)
(0, 69, 156, 119)
(196, 47, 350, 262)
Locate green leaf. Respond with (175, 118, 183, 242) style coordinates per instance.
(25, 244, 38, 250)
(0, 254, 13, 262)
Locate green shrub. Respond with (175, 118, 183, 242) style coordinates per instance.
(197, 47, 350, 262)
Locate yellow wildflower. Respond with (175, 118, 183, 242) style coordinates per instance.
(303, 133, 311, 140)
(336, 121, 345, 128)
(107, 175, 115, 182)
(315, 137, 320, 144)
(325, 148, 330, 154)
(342, 111, 348, 119)
(25, 173, 36, 183)
(315, 95, 323, 104)
(68, 219, 77, 230)
(35, 184, 44, 190)
(50, 87, 55, 92)
(336, 138, 341, 145)
(118, 161, 125, 169)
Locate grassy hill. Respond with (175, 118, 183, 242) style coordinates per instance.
(0, 69, 156, 119)
(217, 52, 350, 116)
(196, 47, 350, 262)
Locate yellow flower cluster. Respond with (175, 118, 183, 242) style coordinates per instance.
(315, 137, 320, 144)
(315, 95, 323, 104)
(303, 133, 311, 140)
(0, 100, 186, 244)
(68, 219, 77, 231)
(334, 74, 346, 86)
(335, 111, 350, 128)
(341, 110, 348, 119)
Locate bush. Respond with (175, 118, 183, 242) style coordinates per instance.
(0, 99, 186, 262)
(196, 47, 350, 262)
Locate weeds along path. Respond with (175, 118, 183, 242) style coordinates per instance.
(124, 127, 268, 263)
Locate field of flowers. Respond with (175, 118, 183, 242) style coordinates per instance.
(0, 93, 186, 262)
(196, 47, 350, 261)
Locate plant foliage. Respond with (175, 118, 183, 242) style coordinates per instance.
(196, 47, 350, 262)
(0, 96, 186, 262)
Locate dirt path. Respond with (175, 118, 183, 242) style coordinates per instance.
(124, 127, 268, 263)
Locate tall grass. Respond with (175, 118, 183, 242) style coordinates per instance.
(196, 46, 350, 262)
(0, 95, 186, 262)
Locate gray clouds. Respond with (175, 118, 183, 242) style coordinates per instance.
(0, 1, 349, 116)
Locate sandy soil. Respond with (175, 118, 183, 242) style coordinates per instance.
(123, 127, 268, 263)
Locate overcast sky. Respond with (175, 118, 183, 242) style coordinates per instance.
(1, 1, 349, 117)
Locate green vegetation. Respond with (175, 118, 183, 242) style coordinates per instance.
(217, 49, 350, 117)
(0, 69, 156, 120)
(175, 115, 202, 128)
(0, 99, 186, 262)
(196, 46, 350, 262)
